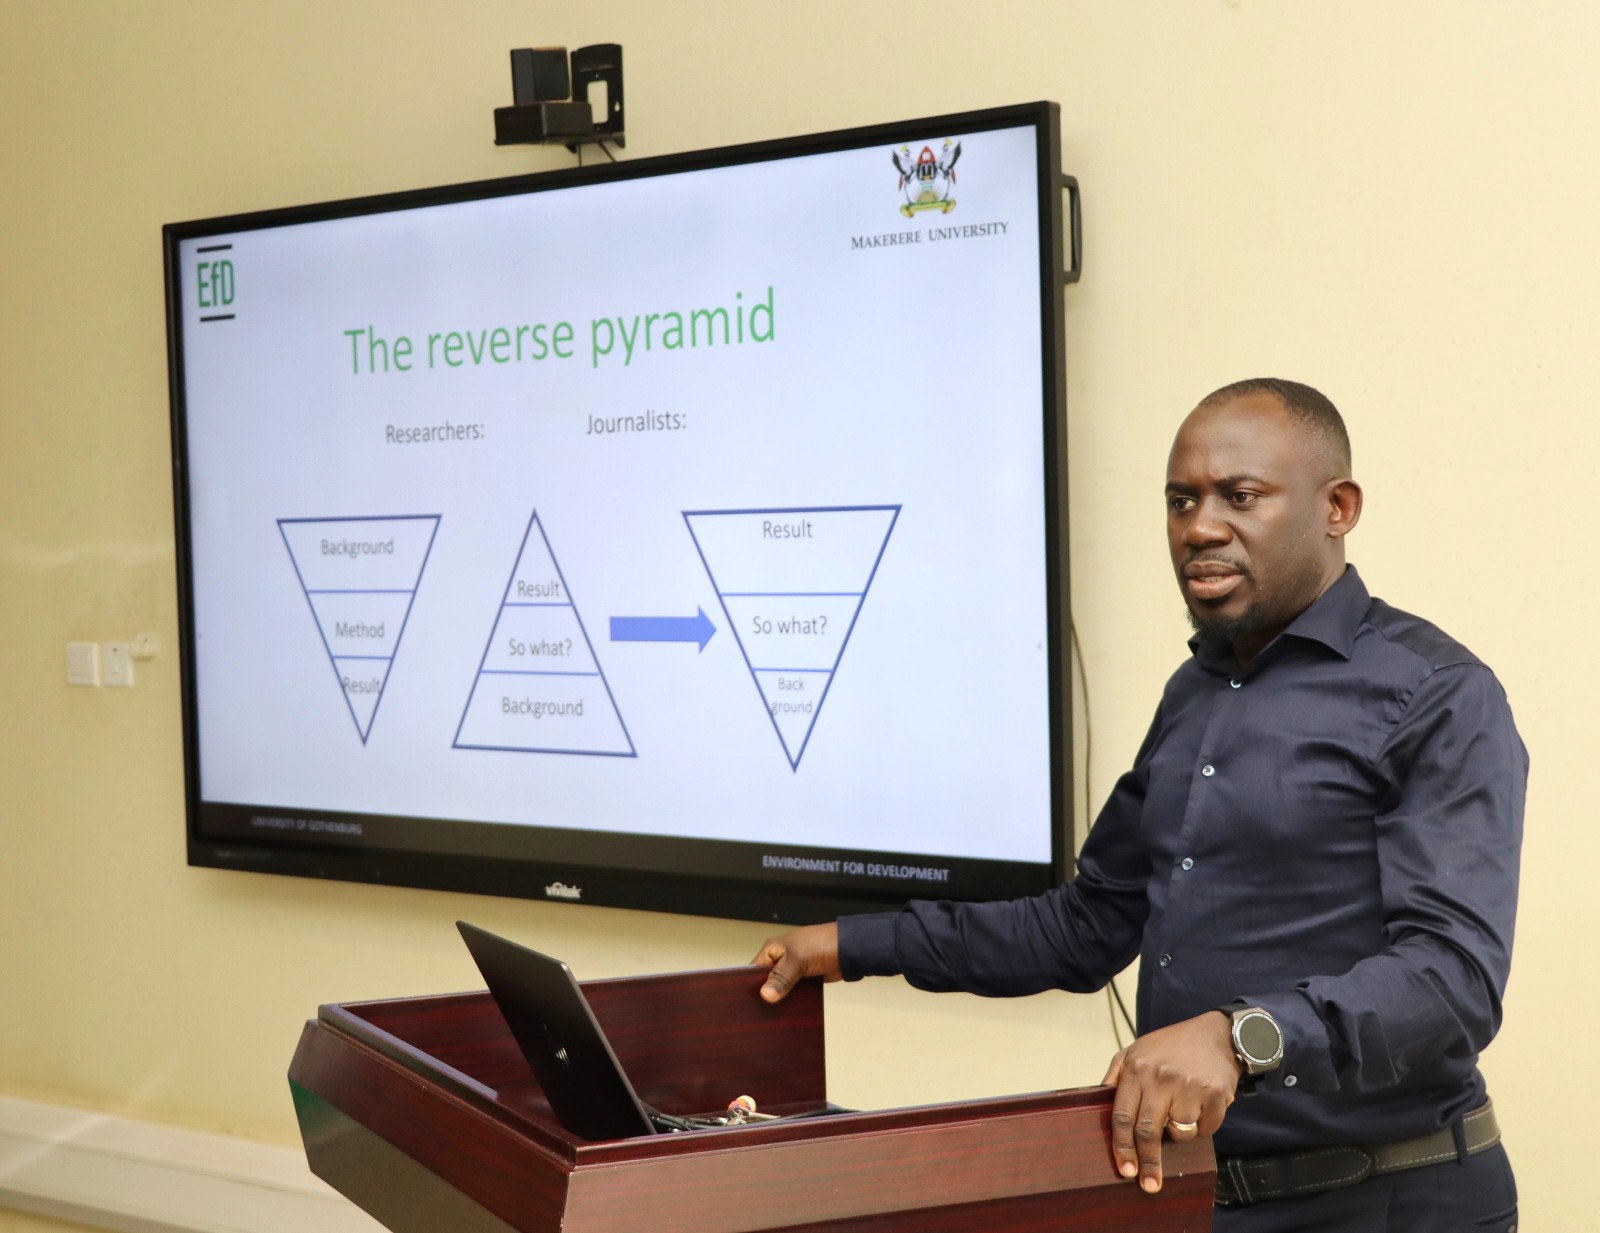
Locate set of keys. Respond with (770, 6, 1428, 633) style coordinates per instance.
(722, 1094, 778, 1124)
(656, 1092, 841, 1132)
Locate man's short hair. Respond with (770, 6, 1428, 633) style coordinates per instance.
(1197, 377, 1352, 475)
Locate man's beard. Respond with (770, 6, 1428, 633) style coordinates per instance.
(1182, 558, 1271, 644)
(1185, 599, 1272, 645)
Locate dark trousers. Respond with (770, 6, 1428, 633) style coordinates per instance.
(1214, 1144, 1517, 1233)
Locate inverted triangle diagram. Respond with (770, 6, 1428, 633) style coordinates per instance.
(454, 510, 635, 757)
(278, 514, 441, 744)
(684, 505, 899, 770)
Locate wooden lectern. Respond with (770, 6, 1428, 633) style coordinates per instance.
(289, 966, 1215, 1232)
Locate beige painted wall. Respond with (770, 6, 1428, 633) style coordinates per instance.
(0, 1, 1584, 1226)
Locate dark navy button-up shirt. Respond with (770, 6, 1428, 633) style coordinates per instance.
(839, 567, 1526, 1155)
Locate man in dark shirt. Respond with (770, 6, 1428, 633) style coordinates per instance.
(753, 379, 1526, 1232)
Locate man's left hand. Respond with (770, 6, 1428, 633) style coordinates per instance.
(1101, 1010, 1241, 1194)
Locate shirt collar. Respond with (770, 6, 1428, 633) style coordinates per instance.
(1188, 565, 1370, 672)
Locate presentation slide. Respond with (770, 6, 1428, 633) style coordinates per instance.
(175, 121, 1054, 882)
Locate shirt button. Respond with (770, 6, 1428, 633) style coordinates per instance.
(1284, 1075, 1298, 1088)
(1230, 678, 1242, 689)
(1158, 952, 1173, 967)
(1201, 764, 1215, 777)
(1180, 857, 1194, 871)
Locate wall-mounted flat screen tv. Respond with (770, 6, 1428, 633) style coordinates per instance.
(165, 101, 1073, 923)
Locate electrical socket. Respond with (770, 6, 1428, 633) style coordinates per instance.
(103, 642, 134, 688)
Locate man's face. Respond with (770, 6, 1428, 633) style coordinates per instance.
(1165, 393, 1346, 655)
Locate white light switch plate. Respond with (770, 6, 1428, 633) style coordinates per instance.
(67, 641, 101, 686)
(103, 641, 134, 688)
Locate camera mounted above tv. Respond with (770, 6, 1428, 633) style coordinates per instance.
(494, 44, 625, 152)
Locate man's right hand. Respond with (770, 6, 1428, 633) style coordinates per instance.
(751, 923, 842, 1003)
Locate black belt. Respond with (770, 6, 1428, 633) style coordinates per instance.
(1214, 1100, 1501, 1207)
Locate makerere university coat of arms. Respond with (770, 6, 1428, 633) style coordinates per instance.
(892, 139, 961, 217)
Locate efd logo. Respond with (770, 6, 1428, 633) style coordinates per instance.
(196, 244, 235, 321)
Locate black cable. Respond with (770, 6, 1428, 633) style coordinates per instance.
(1069, 621, 1092, 831)
(598, 141, 618, 163)
(1070, 619, 1136, 1041)
(1110, 975, 1136, 1038)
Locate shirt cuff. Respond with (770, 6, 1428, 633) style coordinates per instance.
(837, 912, 901, 981)
(1239, 988, 1338, 1093)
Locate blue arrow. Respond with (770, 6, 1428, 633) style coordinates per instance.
(609, 607, 717, 652)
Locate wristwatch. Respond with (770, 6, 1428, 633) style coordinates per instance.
(1222, 1005, 1284, 1075)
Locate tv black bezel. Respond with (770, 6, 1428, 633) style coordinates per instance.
(163, 100, 1073, 925)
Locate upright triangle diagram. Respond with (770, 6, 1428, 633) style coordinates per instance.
(684, 505, 899, 770)
(454, 510, 635, 757)
(279, 514, 441, 744)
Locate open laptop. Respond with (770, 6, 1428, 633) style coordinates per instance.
(459, 920, 860, 1140)
(459, 922, 846, 1139)
(457, 920, 679, 1139)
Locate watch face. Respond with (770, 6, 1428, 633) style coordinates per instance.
(1236, 1012, 1282, 1065)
